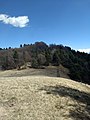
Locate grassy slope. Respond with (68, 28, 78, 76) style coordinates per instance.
(0, 65, 70, 78)
(0, 69, 90, 120)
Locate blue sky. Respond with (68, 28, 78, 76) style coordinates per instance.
(0, 0, 90, 52)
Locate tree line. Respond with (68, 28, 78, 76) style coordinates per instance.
(0, 41, 90, 84)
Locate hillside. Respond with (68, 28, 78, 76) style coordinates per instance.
(0, 42, 90, 85)
(0, 65, 69, 78)
(0, 69, 90, 120)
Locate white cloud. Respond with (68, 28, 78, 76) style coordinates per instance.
(0, 14, 29, 28)
(78, 48, 90, 54)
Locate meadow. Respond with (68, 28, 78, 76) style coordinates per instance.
(0, 69, 90, 120)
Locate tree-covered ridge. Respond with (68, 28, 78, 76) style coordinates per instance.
(0, 41, 90, 85)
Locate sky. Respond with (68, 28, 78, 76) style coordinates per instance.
(0, 0, 90, 53)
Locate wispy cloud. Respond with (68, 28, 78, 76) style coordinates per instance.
(0, 14, 29, 28)
(78, 48, 90, 53)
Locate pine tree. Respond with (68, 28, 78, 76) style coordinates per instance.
(13, 50, 18, 68)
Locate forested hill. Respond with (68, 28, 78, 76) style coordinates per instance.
(0, 42, 90, 85)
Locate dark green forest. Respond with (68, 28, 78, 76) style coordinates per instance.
(0, 42, 90, 85)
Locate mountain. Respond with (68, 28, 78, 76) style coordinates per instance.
(0, 41, 90, 84)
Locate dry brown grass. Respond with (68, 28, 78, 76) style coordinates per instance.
(0, 69, 90, 120)
(0, 65, 70, 78)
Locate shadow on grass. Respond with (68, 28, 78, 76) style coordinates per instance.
(39, 85, 90, 120)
